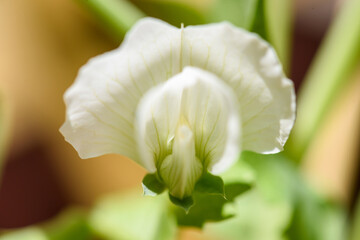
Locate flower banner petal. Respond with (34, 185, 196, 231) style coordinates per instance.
(60, 18, 181, 169)
(61, 18, 295, 192)
(182, 22, 295, 154)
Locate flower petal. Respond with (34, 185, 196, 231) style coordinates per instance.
(160, 125, 203, 199)
(61, 17, 295, 176)
(182, 22, 295, 153)
(60, 18, 181, 169)
(135, 67, 241, 178)
(60, 50, 139, 161)
(174, 67, 242, 174)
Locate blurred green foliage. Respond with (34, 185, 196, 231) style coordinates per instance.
(288, 0, 360, 160)
(0, 153, 347, 240)
(207, 0, 259, 30)
(0, 228, 48, 240)
(44, 210, 91, 240)
(174, 168, 253, 228)
(0, 209, 91, 240)
(1, 0, 359, 239)
(175, 182, 251, 228)
(132, 0, 206, 26)
(81, 0, 292, 72)
(89, 191, 176, 240)
(205, 152, 346, 240)
(77, 0, 145, 41)
(351, 194, 360, 240)
(263, 0, 292, 72)
(131, 0, 292, 72)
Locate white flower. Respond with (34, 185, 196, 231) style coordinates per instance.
(60, 18, 295, 200)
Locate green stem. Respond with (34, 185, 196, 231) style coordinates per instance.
(77, 0, 146, 41)
(264, 0, 293, 73)
(287, 0, 360, 160)
(351, 194, 360, 240)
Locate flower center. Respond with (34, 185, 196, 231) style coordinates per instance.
(135, 66, 241, 198)
(160, 124, 203, 198)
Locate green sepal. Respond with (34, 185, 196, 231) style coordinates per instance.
(172, 159, 254, 228)
(224, 182, 252, 201)
(142, 173, 166, 196)
(175, 182, 252, 228)
(195, 172, 225, 197)
(169, 194, 194, 213)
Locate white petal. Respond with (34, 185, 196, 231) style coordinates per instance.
(60, 50, 139, 161)
(134, 75, 182, 172)
(61, 17, 295, 175)
(174, 67, 242, 174)
(60, 18, 181, 170)
(160, 125, 203, 199)
(136, 67, 241, 178)
(182, 22, 295, 154)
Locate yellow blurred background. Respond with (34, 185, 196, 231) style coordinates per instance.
(0, 0, 359, 232)
(0, 0, 146, 227)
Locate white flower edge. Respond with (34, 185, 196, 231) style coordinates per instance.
(60, 17, 295, 174)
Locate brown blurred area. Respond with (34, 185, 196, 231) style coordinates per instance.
(294, 0, 360, 206)
(302, 65, 360, 205)
(0, 0, 358, 231)
(0, 0, 145, 228)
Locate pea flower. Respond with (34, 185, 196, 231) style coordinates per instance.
(60, 18, 295, 203)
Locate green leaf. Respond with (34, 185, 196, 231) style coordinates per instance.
(172, 162, 254, 228)
(44, 209, 91, 240)
(221, 159, 256, 185)
(205, 190, 292, 240)
(175, 182, 252, 228)
(251, 0, 267, 39)
(207, 0, 292, 72)
(240, 152, 296, 203)
(201, 152, 295, 239)
(89, 190, 176, 240)
(142, 173, 166, 196)
(169, 194, 194, 213)
(286, 199, 346, 240)
(207, 0, 259, 30)
(288, 0, 360, 159)
(351, 194, 360, 240)
(203, 152, 346, 240)
(132, 0, 206, 26)
(195, 172, 224, 196)
(0, 209, 92, 240)
(175, 192, 229, 228)
(172, 161, 254, 228)
(224, 183, 252, 201)
(0, 228, 47, 240)
(263, 0, 293, 72)
(77, 0, 146, 41)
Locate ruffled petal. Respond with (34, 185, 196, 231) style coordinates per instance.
(61, 18, 295, 175)
(60, 18, 181, 169)
(182, 22, 295, 153)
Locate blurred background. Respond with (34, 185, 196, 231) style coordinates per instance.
(0, 0, 359, 239)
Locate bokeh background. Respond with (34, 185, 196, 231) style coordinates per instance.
(0, 0, 359, 238)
